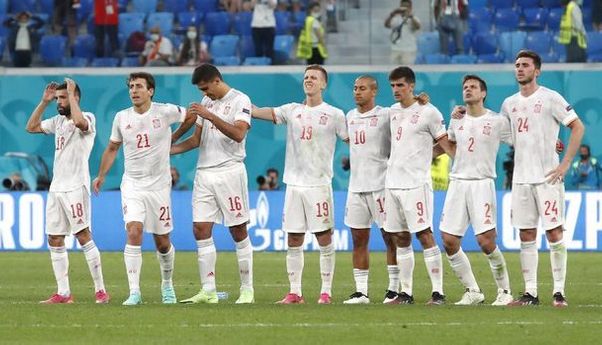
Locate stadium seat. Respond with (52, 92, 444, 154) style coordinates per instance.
(209, 34, 239, 57)
(233, 11, 253, 36)
(178, 12, 199, 29)
(542, 0, 561, 7)
(72, 34, 96, 60)
(0, 14, 7, 37)
(424, 53, 450, 64)
(40, 35, 68, 66)
(120, 56, 141, 67)
(521, 8, 548, 31)
(468, 0, 488, 10)
(473, 32, 498, 55)
(9, 0, 35, 13)
(476, 53, 505, 63)
(450, 54, 477, 64)
(38, 0, 53, 18)
(273, 34, 294, 64)
(0, 36, 5, 58)
(417, 31, 440, 55)
(468, 7, 493, 33)
(291, 12, 306, 35)
(193, 0, 219, 13)
(587, 32, 602, 62)
(243, 57, 272, 65)
(118, 0, 129, 10)
(490, 0, 514, 9)
(61, 57, 88, 67)
(163, 0, 190, 13)
(494, 8, 520, 32)
(213, 56, 240, 66)
(582, 9, 593, 32)
(76, 0, 94, 23)
(91, 57, 120, 67)
(540, 51, 560, 63)
(518, 0, 541, 10)
(204, 12, 232, 36)
(146, 12, 174, 35)
(119, 13, 146, 40)
(547, 7, 564, 31)
(525, 31, 552, 55)
(132, 0, 158, 14)
(498, 31, 526, 62)
(275, 11, 291, 34)
(240, 35, 256, 59)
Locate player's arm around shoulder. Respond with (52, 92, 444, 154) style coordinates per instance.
(335, 107, 349, 143)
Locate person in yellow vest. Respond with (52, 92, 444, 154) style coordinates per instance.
(559, 0, 587, 63)
(431, 153, 450, 190)
(296, 2, 328, 64)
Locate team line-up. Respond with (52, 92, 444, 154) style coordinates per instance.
(24, 49, 585, 307)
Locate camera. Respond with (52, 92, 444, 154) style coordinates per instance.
(256, 175, 266, 185)
(2, 177, 28, 191)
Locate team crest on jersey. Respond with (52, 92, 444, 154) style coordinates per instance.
(534, 101, 542, 114)
(483, 124, 492, 136)
(152, 118, 161, 129)
(224, 105, 231, 115)
(319, 115, 328, 125)
(410, 114, 420, 124)
(370, 117, 378, 126)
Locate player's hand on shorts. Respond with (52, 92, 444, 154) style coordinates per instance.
(545, 161, 569, 184)
(42, 82, 59, 103)
(92, 176, 104, 195)
(415, 92, 430, 105)
(451, 105, 466, 120)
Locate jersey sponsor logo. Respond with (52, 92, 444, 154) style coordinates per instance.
(370, 117, 378, 126)
(152, 118, 161, 129)
(319, 115, 328, 125)
(483, 124, 492, 136)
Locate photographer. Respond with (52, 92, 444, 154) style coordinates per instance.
(384, 0, 421, 65)
(2, 172, 30, 191)
(256, 175, 270, 190)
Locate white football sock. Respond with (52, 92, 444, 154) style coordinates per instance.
(235, 236, 254, 290)
(49, 246, 70, 296)
(549, 239, 567, 295)
(397, 246, 414, 296)
(447, 248, 479, 291)
(520, 240, 538, 297)
(197, 238, 217, 293)
(286, 246, 304, 296)
(387, 265, 400, 293)
(319, 243, 335, 295)
(156, 244, 175, 289)
(82, 240, 105, 292)
(353, 269, 369, 295)
(124, 244, 142, 295)
(424, 246, 444, 294)
(487, 246, 510, 292)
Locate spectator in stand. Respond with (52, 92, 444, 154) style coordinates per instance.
(177, 26, 210, 66)
(325, 0, 337, 33)
(433, 0, 468, 55)
(266, 168, 281, 190)
(221, 0, 243, 12)
(570, 144, 601, 190)
(94, 0, 119, 57)
(53, 0, 80, 44)
(171, 167, 188, 190)
(3, 11, 44, 67)
(251, 0, 277, 62)
(296, 2, 327, 64)
(140, 26, 174, 66)
(594, 0, 602, 31)
(385, 0, 421, 65)
(559, 0, 587, 63)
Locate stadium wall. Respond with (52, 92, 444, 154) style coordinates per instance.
(0, 190, 601, 252)
(0, 65, 600, 191)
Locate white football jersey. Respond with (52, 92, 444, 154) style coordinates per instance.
(448, 110, 512, 180)
(273, 102, 348, 186)
(41, 112, 96, 192)
(500, 86, 579, 184)
(386, 101, 447, 189)
(347, 106, 390, 192)
(110, 102, 186, 190)
(196, 88, 252, 169)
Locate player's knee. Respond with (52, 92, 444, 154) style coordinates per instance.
(47, 235, 65, 247)
(546, 226, 564, 242)
(229, 223, 248, 242)
(416, 229, 435, 247)
(74, 228, 91, 245)
(442, 235, 459, 255)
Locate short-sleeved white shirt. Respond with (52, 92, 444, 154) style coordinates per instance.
(385, 101, 447, 189)
(447, 109, 512, 180)
(41, 112, 96, 192)
(196, 88, 252, 170)
(500, 86, 579, 184)
(346, 106, 390, 192)
(110, 102, 186, 190)
(273, 102, 348, 187)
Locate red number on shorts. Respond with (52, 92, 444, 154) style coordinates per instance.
(300, 126, 313, 140)
(228, 196, 242, 211)
(416, 201, 424, 217)
(376, 197, 385, 213)
(544, 200, 558, 216)
(484, 203, 492, 218)
(468, 137, 475, 152)
(70, 203, 83, 218)
(159, 206, 171, 221)
(354, 130, 366, 145)
(395, 127, 403, 141)
(316, 202, 329, 217)
(56, 136, 65, 151)
(136, 133, 150, 148)
(517, 117, 529, 133)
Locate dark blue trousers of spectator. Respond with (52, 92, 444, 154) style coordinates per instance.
(252, 27, 275, 62)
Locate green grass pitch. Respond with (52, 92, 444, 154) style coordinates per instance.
(1, 251, 601, 344)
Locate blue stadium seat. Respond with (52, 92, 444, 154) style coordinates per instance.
(240, 35, 255, 59)
(490, 0, 514, 9)
(473, 32, 498, 55)
(0, 0, 6, 15)
(550, 37, 566, 62)
(233, 11, 253, 36)
(525, 31, 552, 55)
(178, 12, 199, 29)
(518, 0, 541, 10)
(450, 54, 477, 64)
(542, 0, 561, 7)
(213, 56, 240, 65)
(118, 0, 129, 10)
(521, 8, 548, 31)
(209, 34, 239, 57)
(163, 0, 190, 13)
(468, 0, 488, 9)
(540, 51, 560, 63)
(76, 0, 94, 23)
(40, 35, 68, 66)
(273, 34, 294, 64)
(477, 53, 505, 63)
(91, 57, 120, 67)
(243, 57, 272, 65)
(424, 53, 450, 64)
(0, 14, 7, 37)
(547, 7, 564, 31)
(120, 56, 141, 67)
(498, 31, 526, 62)
(582, 9, 593, 31)
(204, 12, 232, 36)
(73, 34, 96, 60)
(291, 12, 306, 35)
(147, 12, 174, 35)
(132, 0, 157, 14)
(417, 31, 440, 55)
(39, 0, 53, 18)
(193, 0, 219, 13)
(0, 36, 5, 57)
(119, 13, 146, 40)
(494, 8, 520, 32)
(587, 32, 602, 62)
(9, 0, 35, 13)
(61, 57, 88, 67)
(469, 7, 493, 33)
(275, 11, 291, 34)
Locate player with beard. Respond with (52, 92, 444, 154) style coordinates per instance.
(26, 79, 109, 304)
